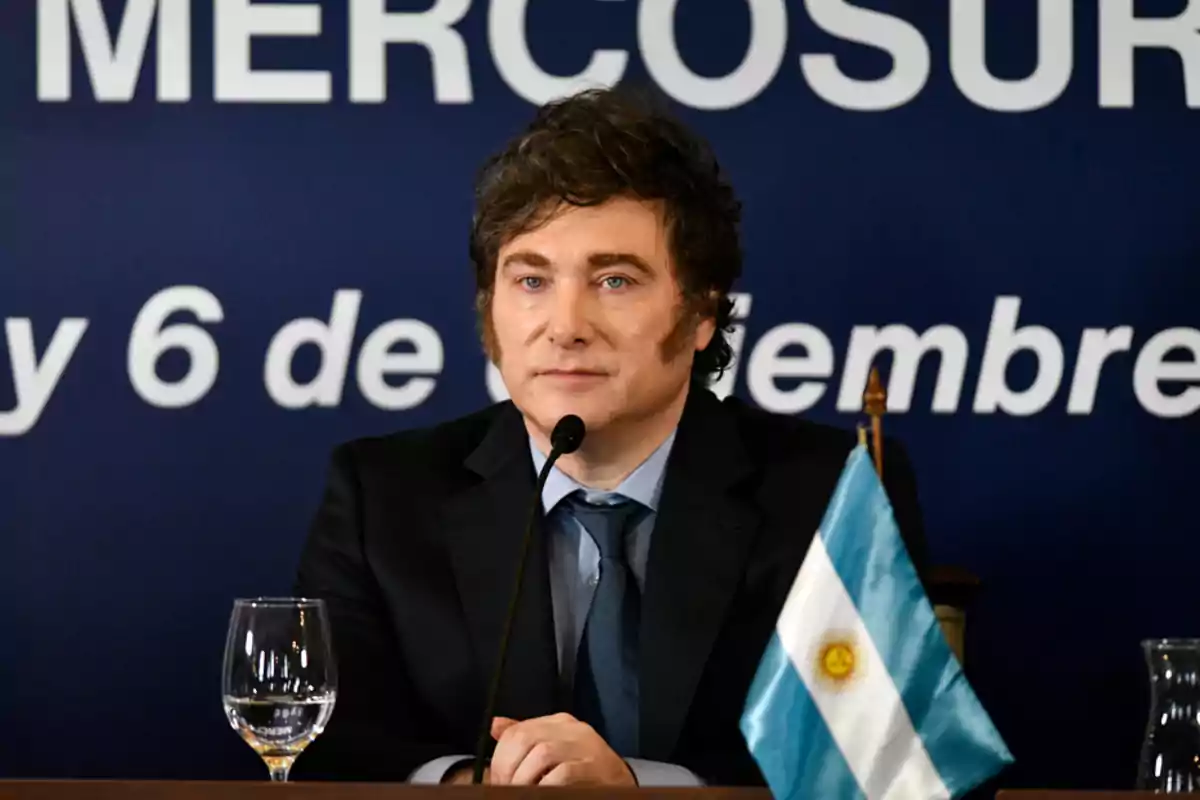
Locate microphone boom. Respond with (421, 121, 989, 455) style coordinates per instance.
(471, 415, 586, 783)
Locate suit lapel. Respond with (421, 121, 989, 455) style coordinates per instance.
(442, 403, 559, 725)
(639, 388, 762, 761)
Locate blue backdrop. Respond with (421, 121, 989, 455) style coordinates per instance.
(3, 0, 1198, 789)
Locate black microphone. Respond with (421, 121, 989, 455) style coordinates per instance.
(472, 414, 586, 783)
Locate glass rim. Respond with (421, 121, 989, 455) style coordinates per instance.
(1141, 637, 1200, 648)
(232, 596, 326, 608)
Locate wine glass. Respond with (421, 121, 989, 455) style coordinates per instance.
(221, 597, 337, 782)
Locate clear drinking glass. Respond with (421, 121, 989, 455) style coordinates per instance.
(221, 597, 338, 781)
(1136, 638, 1200, 792)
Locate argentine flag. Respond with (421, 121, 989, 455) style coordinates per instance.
(740, 444, 1012, 800)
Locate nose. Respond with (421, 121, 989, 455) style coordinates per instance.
(546, 278, 593, 347)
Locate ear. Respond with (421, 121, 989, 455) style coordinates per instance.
(693, 314, 716, 353)
(692, 289, 722, 352)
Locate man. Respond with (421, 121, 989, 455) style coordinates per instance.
(292, 86, 928, 787)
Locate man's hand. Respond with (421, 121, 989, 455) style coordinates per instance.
(488, 713, 637, 786)
(441, 762, 487, 785)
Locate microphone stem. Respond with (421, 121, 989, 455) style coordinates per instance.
(471, 449, 560, 784)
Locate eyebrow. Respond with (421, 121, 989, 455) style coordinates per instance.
(500, 250, 550, 271)
(588, 252, 654, 276)
(499, 250, 655, 275)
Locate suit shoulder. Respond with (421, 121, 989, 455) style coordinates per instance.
(717, 395, 920, 487)
(712, 394, 931, 574)
(331, 402, 508, 480)
(719, 395, 860, 464)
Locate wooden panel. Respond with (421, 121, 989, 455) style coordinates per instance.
(996, 792, 1167, 799)
(0, 781, 771, 800)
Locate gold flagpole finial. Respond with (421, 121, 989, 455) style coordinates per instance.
(863, 367, 886, 478)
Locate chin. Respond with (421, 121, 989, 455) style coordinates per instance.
(521, 397, 617, 438)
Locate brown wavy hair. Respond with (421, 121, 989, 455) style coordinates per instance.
(468, 86, 743, 382)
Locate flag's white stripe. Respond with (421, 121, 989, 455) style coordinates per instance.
(776, 533, 950, 800)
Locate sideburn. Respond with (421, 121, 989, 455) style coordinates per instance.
(659, 296, 711, 364)
(477, 290, 503, 364)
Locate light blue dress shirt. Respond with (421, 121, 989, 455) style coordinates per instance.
(409, 429, 703, 787)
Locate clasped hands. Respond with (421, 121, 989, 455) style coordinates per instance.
(445, 712, 636, 786)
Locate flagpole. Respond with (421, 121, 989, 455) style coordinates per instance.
(863, 367, 886, 478)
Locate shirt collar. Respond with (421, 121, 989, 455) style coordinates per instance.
(529, 428, 677, 515)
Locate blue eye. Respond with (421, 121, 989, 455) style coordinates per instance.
(601, 276, 628, 290)
(521, 276, 544, 290)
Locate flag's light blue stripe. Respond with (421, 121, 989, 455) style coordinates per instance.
(740, 633, 865, 800)
(818, 447, 1013, 795)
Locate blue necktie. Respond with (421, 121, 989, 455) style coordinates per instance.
(566, 493, 645, 757)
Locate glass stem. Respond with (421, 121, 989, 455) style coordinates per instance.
(265, 757, 293, 782)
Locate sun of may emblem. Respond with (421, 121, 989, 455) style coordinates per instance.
(816, 636, 859, 687)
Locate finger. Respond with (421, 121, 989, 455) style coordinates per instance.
(539, 760, 589, 786)
(488, 720, 543, 785)
(509, 740, 564, 786)
(491, 716, 518, 739)
(441, 763, 476, 785)
(491, 713, 561, 740)
(490, 715, 583, 784)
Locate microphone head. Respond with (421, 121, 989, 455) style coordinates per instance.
(550, 415, 586, 455)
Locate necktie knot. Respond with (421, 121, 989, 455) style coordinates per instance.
(563, 493, 645, 560)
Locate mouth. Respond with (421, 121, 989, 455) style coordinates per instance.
(537, 369, 609, 382)
(540, 368, 607, 376)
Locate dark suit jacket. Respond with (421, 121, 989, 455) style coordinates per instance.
(291, 387, 929, 785)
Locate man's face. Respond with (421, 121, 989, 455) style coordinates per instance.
(487, 196, 715, 441)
